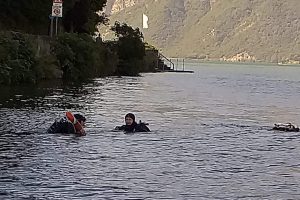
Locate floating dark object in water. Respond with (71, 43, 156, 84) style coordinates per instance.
(273, 123, 299, 132)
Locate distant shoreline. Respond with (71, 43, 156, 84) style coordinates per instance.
(168, 58, 300, 67)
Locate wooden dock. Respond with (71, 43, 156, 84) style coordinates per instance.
(156, 69, 194, 73)
(157, 54, 194, 73)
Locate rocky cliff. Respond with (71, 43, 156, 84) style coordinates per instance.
(105, 0, 144, 15)
(102, 0, 300, 63)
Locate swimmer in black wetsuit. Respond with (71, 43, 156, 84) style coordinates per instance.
(272, 123, 299, 132)
(115, 113, 150, 133)
(47, 113, 86, 135)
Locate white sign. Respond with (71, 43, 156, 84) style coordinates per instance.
(52, 6, 63, 17)
(53, 0, 62, 7)
(143, 14, 148, 29)
(53, 3, 62, 6)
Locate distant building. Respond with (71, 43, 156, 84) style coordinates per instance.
(221, 52, 256, 62)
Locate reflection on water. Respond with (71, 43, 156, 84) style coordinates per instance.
(0, 63, 300, 199)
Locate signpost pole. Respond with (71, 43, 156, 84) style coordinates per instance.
(50, 17, 54, 37)
(55, 17, 58, 35)
(50, 0, 63, 36)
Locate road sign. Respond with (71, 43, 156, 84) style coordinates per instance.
(53, 3, 62, 6)
(52, 6, 63, 17)
(53, 0, 63, 7)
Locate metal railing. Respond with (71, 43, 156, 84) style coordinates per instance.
(158, 52, 175, 71)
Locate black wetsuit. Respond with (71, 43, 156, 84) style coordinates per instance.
(115, 122, 150, 133)
(272, 124, 299, 132)
(47, 117, 76, 134)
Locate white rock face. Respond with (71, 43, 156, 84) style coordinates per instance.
(109, 0, 141, 14)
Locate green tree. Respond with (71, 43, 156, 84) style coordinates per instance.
(111, 22, 145, 59)
(111, 22, 145, 76)
(63, 0, 107, 34)
(0, 0, 107, 35)
(0, 0, 52, 34)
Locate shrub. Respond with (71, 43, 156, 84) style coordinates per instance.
(0, 32, 37, 85)
(53, 33, 108, 80)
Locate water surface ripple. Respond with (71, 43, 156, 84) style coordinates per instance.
(1, 63, 300, 199)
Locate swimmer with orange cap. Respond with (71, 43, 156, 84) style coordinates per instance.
(47, 112, 86, 136)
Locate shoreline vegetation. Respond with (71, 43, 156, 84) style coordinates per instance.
(0, 27, 162, 85)
(0, 0, 164, 86)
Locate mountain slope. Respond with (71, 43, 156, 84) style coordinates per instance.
(102, 0, 300, 63)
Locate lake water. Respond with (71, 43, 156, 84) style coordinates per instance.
(1, 62, 300, 199)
